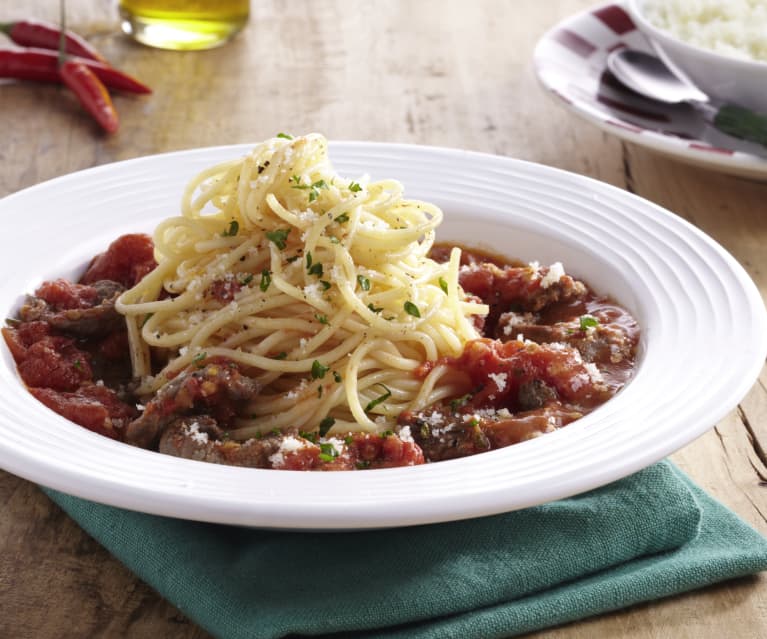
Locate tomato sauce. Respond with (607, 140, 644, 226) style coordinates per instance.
(3, 236, 639, 469)
(3, 234, 153, 438)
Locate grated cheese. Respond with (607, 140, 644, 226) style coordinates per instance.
(540, 262, 565, 289)
(488, 371, 508, 392)
(398, 425, 414, 443)
(268, 435, 308, 467)
(185, 421, 209, 445)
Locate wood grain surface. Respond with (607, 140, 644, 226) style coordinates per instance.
(1, 1, 766, 637)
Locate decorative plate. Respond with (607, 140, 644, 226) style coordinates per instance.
(533, 2, 767, 180)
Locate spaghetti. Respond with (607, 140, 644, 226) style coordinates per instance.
(116, 133, 488, 440)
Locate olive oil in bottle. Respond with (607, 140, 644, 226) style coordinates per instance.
(119, 0, 249, 50)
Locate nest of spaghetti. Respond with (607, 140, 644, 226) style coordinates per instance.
(3, 134, 639, 470)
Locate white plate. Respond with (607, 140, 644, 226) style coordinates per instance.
(0, 142, 764, 529)
(533, 2, 767, 181)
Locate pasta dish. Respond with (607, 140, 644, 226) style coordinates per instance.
(3, 134, 639, 470)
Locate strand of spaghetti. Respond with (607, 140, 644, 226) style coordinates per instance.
(293, 309, 355, 356)
(124, 314, 150, 379)
(139, 293, 297, 347)
(412, 363, 462, 409)
(156, 330, 365, 377)
(219, 320, 315, 348)
(343, 337, 402, 427)
(366, 348, 422, 371)
(183, 160, 241, 217)
(116, 260, 175, 308)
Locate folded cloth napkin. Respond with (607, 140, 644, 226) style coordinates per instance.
(44, 461, 767, 639)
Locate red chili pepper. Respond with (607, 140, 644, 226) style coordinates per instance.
(59, 59, 119, 134)
(0, 19, 106, 62)
(0, 48, 151, 94)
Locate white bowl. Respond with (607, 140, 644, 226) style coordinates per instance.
(0, 142, 765, 529)
(628, 0, 767, 111)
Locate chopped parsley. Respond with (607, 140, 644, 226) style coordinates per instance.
(273, 351, 288, 360)
(320, 280, 331, 290)
(404, 301, 421, 318)
(365, 383, 391, 412)
(348, 181, 362, 192)
(259, 269, 271, 292)
(333, 371, 342, 383)
(450, 393, 472, 412)
(286, 254, 301, 263)
(579, 315, 600, 330)
(72, 359, 82, 370)
(305, 251, 324, 277)
(266, 228, 290, 250)
(356, 460, 371, 469)
(367, 303, 383, 314)
(222, 220, 239, 237)
(334, 212, 350, 223)
(319, 442, 339, 462)
(315, 313, 329, 325)
(311, 360, 330, 379)
(310, 180, 329, 202)
(239, 273, 254, 285)
(439, 277, 449, 294)
(300, 431, 318, 443)
(193, 351, 207, 367)
(276, 132, 293, 139)
(291, 178, 329, 203)
(357, 274, 371, 291)
(319, 416, 335, 436)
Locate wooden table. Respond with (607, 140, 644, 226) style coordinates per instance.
(1, 1, 766, 637)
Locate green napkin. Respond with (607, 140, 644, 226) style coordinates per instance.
(43, 461, 767, 639)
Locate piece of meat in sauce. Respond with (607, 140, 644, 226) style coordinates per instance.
(399, 336, 611, 462)
(399, 402, 583, 462)
(498, 302, 637, 364)
(460, 262, 587, 313)
(159, 416, 286, 467)
(458, 261, 587, 336)
(125, 359, 260, 448)
(159, 419, 424, 470)
(19, 279, 125, 337)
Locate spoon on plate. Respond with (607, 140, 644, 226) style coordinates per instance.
(606, 48, 767, 147)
